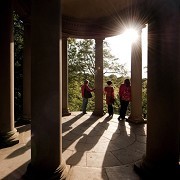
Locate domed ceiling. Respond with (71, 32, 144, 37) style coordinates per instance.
(62, 0, 145, 38)
(14, 0, 146, 38)
(62, 0, 132, 19)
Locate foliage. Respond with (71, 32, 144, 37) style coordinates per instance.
(14, 12, 24, 121)
(67, 38, 95, 112)
(142, 78, 147, 118)
(67, 38, 130, 113)
(68, 38, 95, 76)
(67, 38, 147, 116)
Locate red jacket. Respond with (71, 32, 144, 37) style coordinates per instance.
(81, 84, 93, 97)
(119, 84, 131, 101)
(104, 86, 114, 105)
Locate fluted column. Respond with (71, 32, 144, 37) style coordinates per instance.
(134, 1, 180, 178)
(62, 37, 71, 116)
(22, 22, 31, 122)
(128, 30, 145, 123)
(0, 0, 19, 147)
(24, 1, 68, 179)
(93, 38, 104, 116)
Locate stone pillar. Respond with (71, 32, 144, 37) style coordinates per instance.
(179, 5, 180, 160)
(93, 38, 104, 116)
(22, 22, 31, 122)
(134, 1, 180, 179)
(24, 1, 68, 179)
(62, 37, 71, 116)
(0, 0, 19, 147)
(128, 30, 145, 123)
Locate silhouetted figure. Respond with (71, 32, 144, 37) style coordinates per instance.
(118, 79, 131, 120)
(81, 80, 95, 114)
(104, 80, 115, 117)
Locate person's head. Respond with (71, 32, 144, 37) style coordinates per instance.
(84, 80, 89, 85)
(107, 80, 112, 86)
(124, 79, 130, 86)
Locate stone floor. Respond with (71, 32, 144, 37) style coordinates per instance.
(0, 112, 147, 180)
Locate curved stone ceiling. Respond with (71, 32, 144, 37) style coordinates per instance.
(62, 0, 145, 38)
(14, 0, 146, 38)
(62, 0, 131, 19)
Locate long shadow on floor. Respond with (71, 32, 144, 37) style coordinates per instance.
(2, 161, 30, 180)
(65, 116, 110, 166)
(62, 112, 84, 133)
(102, 119, 146, 179)
(62, 113, 103, 152)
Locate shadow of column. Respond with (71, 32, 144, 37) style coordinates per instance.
(101, 119, 146, 179)
(65, 117, 110, 166)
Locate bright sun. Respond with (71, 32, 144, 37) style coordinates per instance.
(105, 26, 148, 78)
(123, 28, 139, 43)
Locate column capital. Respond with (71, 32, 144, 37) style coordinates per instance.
(95, 37, 105, 42)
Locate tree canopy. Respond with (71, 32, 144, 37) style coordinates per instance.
(67, 38, 129, 113)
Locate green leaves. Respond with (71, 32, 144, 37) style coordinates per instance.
(67, 38, 129, 113)
(14, 12, 24, 121)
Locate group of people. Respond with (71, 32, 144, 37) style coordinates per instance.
(81, 79, 131, 120)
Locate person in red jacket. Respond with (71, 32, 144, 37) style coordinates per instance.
(104, 80, 115, 117)
(118, 79, 131, 121)
(81, 80, 95, 114)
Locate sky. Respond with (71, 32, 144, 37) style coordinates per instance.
(105, 26, 148, 78)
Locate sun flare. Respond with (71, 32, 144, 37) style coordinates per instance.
(105, 25, 148, 78)
(123, 28, 139, 43)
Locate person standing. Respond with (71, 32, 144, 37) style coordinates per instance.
(81, 80, 95, 114)
(118, 79, 131, 120)
(104, 80, 115, 117)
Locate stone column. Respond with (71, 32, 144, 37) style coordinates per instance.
(24, 1, 68, 179)
(128, 30, 145, 123)
(0, 0, 19, 147)
(22, 22, 31, 122)
(179, 5, 180, 160)
(62, 37, 71, 116)
(93, 38, 104, 116)
(134, 1, 180, 179)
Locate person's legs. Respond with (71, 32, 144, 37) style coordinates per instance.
(108, 104, 113, 116)
(109, 104, 113, 116)
(82, 98, 88, 114)
(108, 104, 110, 115)
(119, 104, 124, 119)
(123, 101, 129, 118)
(120, 100, 129, 119)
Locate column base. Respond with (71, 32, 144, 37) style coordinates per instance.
(134, 159, 180, 179)
(62, 108, 71, 117)
(0, 128, 19, 148)
(92, 110, 105, 116)
(127, 115, 147, 124)
(23, 160, 70, 180)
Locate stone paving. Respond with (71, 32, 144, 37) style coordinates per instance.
(0, 112, 147, 180)
(63, 112, 146, 180)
